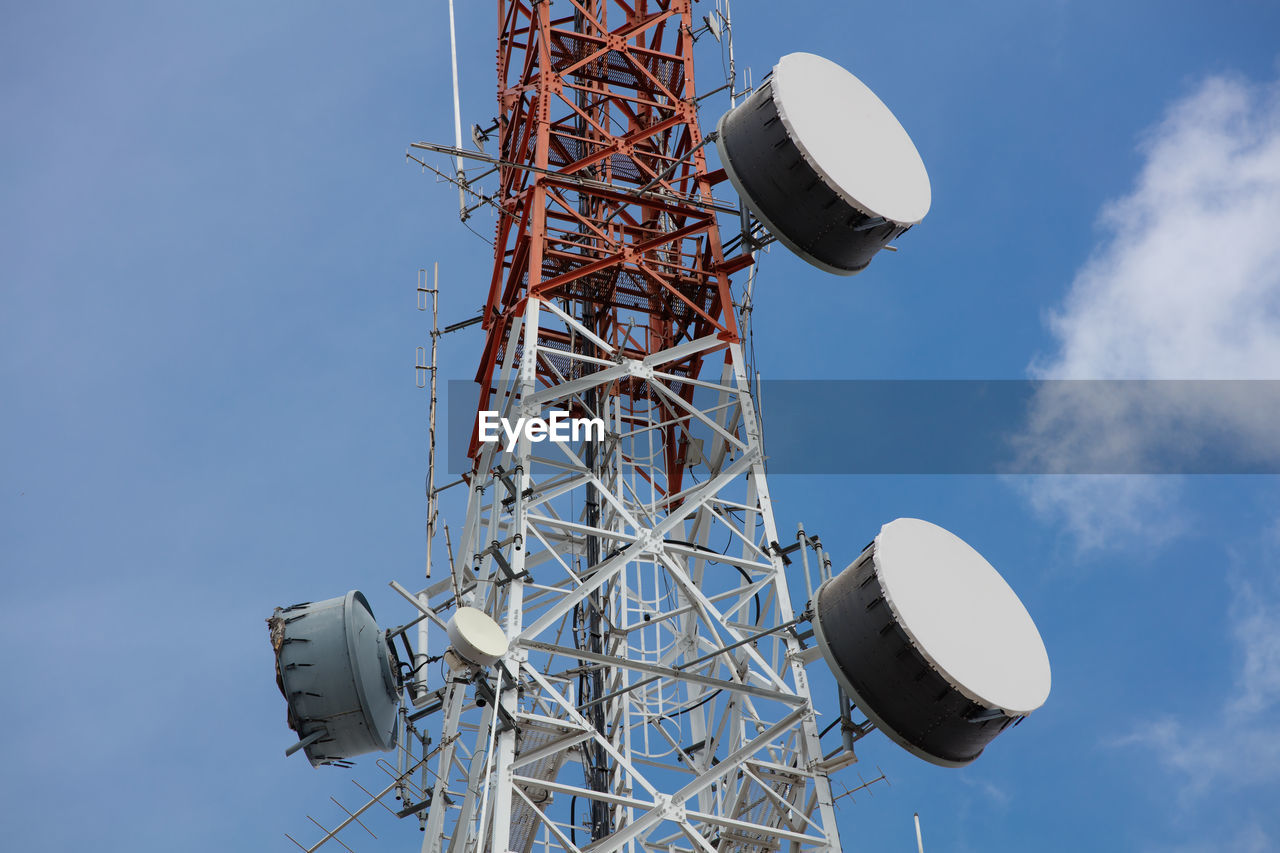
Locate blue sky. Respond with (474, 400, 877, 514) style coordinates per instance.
(4, 2, 1280, 851)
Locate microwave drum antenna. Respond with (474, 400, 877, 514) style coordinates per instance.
(812, 519, 1050, 766)
(717, 52, 931, 275)
(268, 590, 401, 766)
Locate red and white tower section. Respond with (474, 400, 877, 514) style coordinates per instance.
(266, 4, 1052, 853)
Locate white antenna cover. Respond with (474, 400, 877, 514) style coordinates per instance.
(716, 52, 931, 275)
(705, 13, 722, 42)
(447, 607, 510, 667)
(875, 519, 1049, 714)
(811, 518, 1050, 766)
(771, 53, 930, 225)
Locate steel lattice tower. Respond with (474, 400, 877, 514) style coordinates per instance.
(271, 8, 1055, 848)
(414, 4, 844, 853)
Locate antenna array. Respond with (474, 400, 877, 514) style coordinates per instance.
(267, 3, 1052, 852)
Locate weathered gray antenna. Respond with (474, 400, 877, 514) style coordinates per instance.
(267, 592, 400, 766)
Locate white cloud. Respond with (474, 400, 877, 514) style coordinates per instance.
(1115, 712, 1280, 796)
(1012, 475, 1181, 553)
(1143, 822, 1274, 853)
(1021, 73, 1280, 545)
(1228, 576, 1280, 717)
(1113, 569, 1280, 799)
(959, 776, 1011, 810)
(1035, 74, 1280, 381)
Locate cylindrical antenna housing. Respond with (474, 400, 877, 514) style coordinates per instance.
(268, 591, 401, 766)
(812, 519, 1050, 766)
(717, 52, 930, 275)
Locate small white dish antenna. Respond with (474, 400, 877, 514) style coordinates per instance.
(704, 13, 722, 42)
(446, 607, 510, 667)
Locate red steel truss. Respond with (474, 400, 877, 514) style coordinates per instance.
(472, 0, 751, 494)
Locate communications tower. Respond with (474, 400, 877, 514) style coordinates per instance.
(422, 4, 841, 852)
(267, 4, 1052, 851)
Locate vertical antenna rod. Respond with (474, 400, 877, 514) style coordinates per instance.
(447, 0, 467, 220)
(415, 263, 439, 705)
(425, 261, 439, 580)
(724, 0, 737, 108)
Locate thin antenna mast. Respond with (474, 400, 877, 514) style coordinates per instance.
(447, 0, 467, 220)
(724, 0, 737, 108)
(425, 261, 439, 581)
(415, 263, 440, 705)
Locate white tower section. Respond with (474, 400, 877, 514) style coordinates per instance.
(416, 299, 844, 853)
